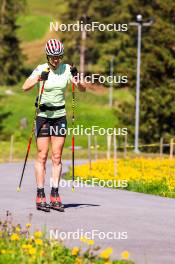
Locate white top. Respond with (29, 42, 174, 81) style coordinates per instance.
(29, 63, 73, 118)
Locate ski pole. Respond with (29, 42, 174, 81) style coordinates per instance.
(72, 81, 75, 192)
(17, 74, 48, 192)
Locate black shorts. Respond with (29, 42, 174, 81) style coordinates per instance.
(35, 115, 67, 138)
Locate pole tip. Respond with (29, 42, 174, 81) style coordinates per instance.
(17, 187, 20, 192)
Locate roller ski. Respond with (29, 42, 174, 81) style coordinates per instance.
(50, 188, 64, 212)
(36, 189, 50, 212)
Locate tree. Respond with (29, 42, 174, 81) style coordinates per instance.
(60, 0, 175, 144)
(117, 0, 175, 143)
(0, 0, 25, 85)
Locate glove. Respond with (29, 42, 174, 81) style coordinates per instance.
(40, 68, 50, 81)
(70, 66, 78, 77)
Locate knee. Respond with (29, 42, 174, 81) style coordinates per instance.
(52, 153, 62, 166)
(37, 151, 47, 165)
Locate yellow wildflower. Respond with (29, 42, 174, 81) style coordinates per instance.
(80, 236, 88, 243)
(75, 158, 175, 195)
(28, 247, 36, 255)
(26, 223, 31, 228)
(15, 226, 21, 232)
(10, 233, 20, 241)
(121, 250, 130, 259)
(75, 257, 83, 264)
(80, 236, 94, 246)
(100, 247, 113, 260)
(71, 247, 80, 256)
(86, 239, 94, 246)
(39, 250, 44, 256)
(27, 237, 33, 243)
(34, 231, 42, 238)
(1, 250, 6, 254)
(35, 239, 43, 246)
(22, 244, 32, 250)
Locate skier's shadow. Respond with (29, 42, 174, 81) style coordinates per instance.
(64, 203, 100, 209)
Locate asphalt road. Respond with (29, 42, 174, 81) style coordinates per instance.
(0, 160, 175, 264)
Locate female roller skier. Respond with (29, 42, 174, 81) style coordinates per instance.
(22, 39, 86, 212)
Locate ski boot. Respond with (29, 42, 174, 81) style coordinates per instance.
(36, 194, 50, 212)
(50, 192, 64, 212)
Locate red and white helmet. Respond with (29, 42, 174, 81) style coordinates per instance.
(45, 39, 64, 56)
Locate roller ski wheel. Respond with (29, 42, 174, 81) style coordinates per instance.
(50, 194, 65, 212)
(36, 196, 50, 212)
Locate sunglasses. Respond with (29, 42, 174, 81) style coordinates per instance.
(48, 55, 63, 60)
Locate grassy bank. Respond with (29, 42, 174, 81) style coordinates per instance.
(70, 158, 175, 198)
(0, 82, 132, 161)
(0, 215, 134, 264)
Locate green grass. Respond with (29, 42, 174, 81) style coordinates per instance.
(17, 0, 68, 42)
(27, 0, 68, 17)
(0, 83, 117, 138)
(17, 15, 51, 42)
(0, 82, 132, 161)
(113, 88, 134, 104)
(0, 83, 36, 137)
(126, 180, 175, 198)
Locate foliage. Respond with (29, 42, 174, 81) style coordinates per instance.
(59, 0, 175, 143)
(0, 214, 134, 264)
(0, 0, 25, 85)
(17, 15, 51, 42)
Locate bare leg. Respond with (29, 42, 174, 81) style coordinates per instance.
(35, 137, 50, 188)
(50, 136, 66, 188)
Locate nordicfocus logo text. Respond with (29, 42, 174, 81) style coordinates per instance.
(50, 229, 128, 240)
(50, 21, 128, 32)
(49, 126, 127, 137)
(50, 178, 128, 189)
(74, 73, 128, 84)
